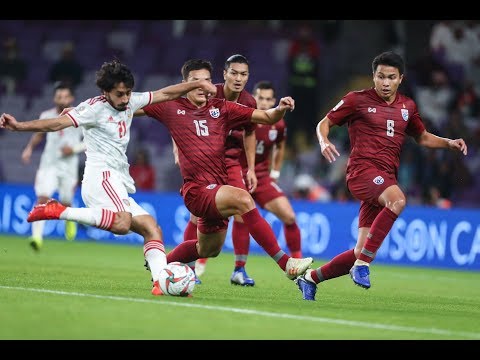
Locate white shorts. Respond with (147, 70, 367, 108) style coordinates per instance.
(81, 168, 149, 217)
(34, 166, 78, 204)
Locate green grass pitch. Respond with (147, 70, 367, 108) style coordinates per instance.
(0, 234, 479, 340)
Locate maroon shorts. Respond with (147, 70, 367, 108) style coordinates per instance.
(253, 175, 285, 208)
(181, 182, 229, 234)
(346, 166, 397, 228)
(226, 162, 247, 190)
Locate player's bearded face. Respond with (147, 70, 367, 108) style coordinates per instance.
(105, 84, 132, 111)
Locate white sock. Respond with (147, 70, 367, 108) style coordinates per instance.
(305, 270, 314, 283)
(31, 220, 45, 240)
(354, 259, 370, 266)
(144, 241, 167, 282)
(60, 208, 115, 230)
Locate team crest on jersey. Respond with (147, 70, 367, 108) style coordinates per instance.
(401, 108, 409, 121)
(373, 176, 384, 185)
(268, 129, 278, 141)
(209, 107, 220, 118)
(206, 184, 217, 190)
(123, 199, 130, 206)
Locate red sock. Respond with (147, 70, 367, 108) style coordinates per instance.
(313, 249, 357, 282)
(167, 239, 199, 264)
(284, 222, 302, 258)
(241, 208, 289, 270)
(232, 221, 250, 267)
(359, 207, 398, 263)
(183, 220, 197, 242)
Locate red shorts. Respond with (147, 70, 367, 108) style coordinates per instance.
(226, 162, 247, 190)
(346, 166, 397, 228)
(181, 182, 229, 234)
(252, 175, 285, 208)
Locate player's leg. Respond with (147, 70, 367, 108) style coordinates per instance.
(182, 213, 206, 282)
(347, 168, 404, 289)
(58, 174, 78, 242)
(227, 164, 254, 286)
(350, 185, 405, 289)
(215, 185, 313, 279)
(257, 178, 302, 258)
(130, 202, 167, 296)
(230, 214, 254, 286)
(28, 169, 132, 234)
(29, 167, 58, 251)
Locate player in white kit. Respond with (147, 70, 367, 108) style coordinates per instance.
(21, 82, 85, 250)
(0, 59, 217, 296)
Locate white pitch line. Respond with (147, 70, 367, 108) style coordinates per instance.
(1, 285, 479, 339)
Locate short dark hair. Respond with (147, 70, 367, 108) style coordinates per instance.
(181, 59, 213, 80)
(372, 51, 405, 75)
(252, 80, 276, 97)
(53, 81, 74, 96)
(224, 54, 249, 71)
(95, 59, 134, 92)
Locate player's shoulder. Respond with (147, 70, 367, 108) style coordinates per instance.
(396, 92, 416, 106)
(83, 95, 108, 109)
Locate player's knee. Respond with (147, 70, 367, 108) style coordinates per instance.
(282, 212, 296, 225)
(235, 191, 255, 213)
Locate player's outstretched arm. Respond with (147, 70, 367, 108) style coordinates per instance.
(151, 79, 217, 104)
(316, 116, 340, 163)
(252, 96, 295, 125)
(416, 130, 468, 155)
(0, 113, 73, 132)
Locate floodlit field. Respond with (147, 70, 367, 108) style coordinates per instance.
(0, 234, 479, 340)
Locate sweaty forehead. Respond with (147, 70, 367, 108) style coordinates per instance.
(375, 65, 399, 76)
(228, 63, 249, 73)
(112, 82, 132, 93)
(188, 69, 211, 81)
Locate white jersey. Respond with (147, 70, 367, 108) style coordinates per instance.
(66, 92, 153, 194)
(38, 107, 84, 173)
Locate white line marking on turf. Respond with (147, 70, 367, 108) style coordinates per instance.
(1, 285, 479, 339)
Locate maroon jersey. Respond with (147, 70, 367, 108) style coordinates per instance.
(214, 84, 257, 163)
(240, 119, 286, 179)
(143, 97, 255, 187)
(327, 88, 425, 177)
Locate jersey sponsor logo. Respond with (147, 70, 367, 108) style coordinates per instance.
(401, 108, 409, 121)
(368, 107, 377, 113)
(206, 184, 217, 190)
(209, 107, 220, 118)
(108, 115, 115, 122)
(373, 176, 384, 185)
(177, 109, 186, 115)
(332, 100, 344, 111)
(268, 129, 278, 141)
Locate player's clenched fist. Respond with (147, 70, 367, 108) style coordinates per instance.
(0, 113, 19, 131)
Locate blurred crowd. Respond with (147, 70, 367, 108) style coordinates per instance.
(0, 20, 478, 208)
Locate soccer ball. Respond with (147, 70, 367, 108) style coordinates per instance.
(158, 262, 196, 296)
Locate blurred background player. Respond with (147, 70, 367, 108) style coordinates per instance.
(1, 59, 217, 296)
(295, 51, 468, 300)
(236, 80, 303, 267)
(173, 54, 258, 286)
(20, 82, 84, 250)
